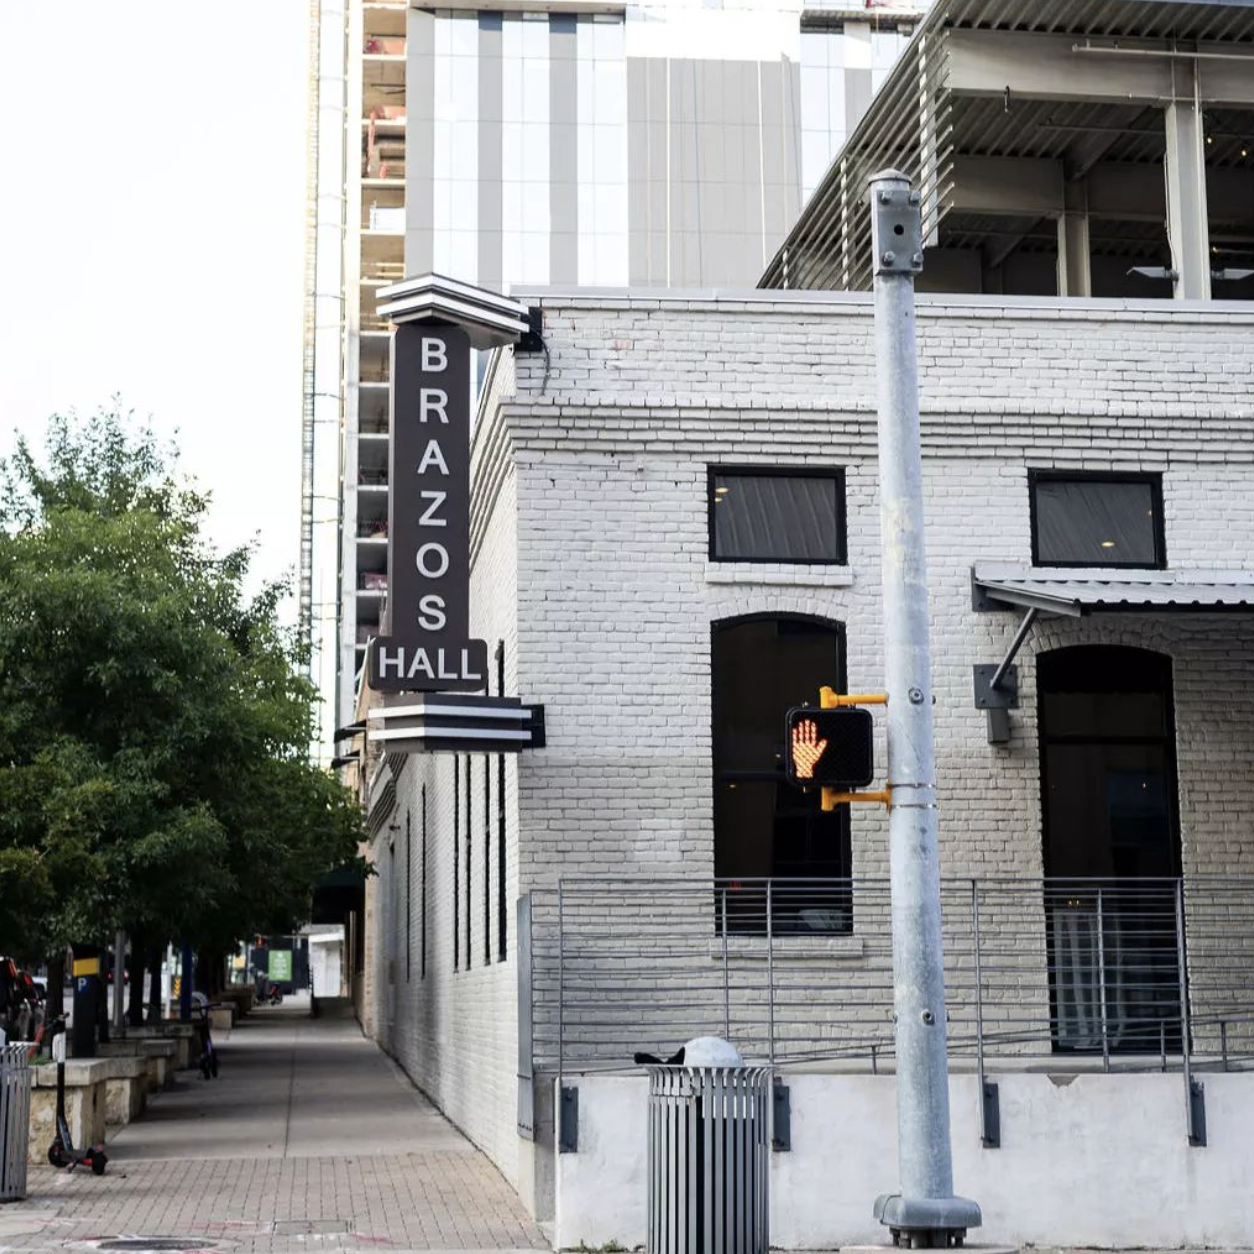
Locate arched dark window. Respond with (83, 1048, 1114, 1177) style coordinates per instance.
(1038, 645, 1182, 1053)
(1039, 646, 1179, 880)
(712, 616, 851, 933)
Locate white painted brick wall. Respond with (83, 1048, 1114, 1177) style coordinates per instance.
(367, 391, 526, 1182)
(504, 292, 1254, 886)
(364, 290, 1254, 1194)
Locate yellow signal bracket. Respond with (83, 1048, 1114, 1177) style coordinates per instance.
(820, 686, 888, 710)
(822, 786, 893, 812)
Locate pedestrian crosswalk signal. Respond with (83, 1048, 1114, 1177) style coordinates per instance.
(785, 705, 876, 790)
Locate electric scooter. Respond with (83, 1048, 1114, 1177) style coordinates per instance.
(44, 1017, 108, 1175)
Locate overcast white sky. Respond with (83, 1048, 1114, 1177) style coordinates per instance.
(0, 2, 309, 605)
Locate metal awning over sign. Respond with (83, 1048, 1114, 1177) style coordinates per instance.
(367, 694, 545, 754)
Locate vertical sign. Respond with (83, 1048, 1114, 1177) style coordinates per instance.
(370, 322, 488, 691)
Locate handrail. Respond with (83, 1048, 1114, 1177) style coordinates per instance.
(527, 874, 1254, 1145)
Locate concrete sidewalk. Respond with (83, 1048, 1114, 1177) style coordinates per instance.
(2, 1000, 547, 1253)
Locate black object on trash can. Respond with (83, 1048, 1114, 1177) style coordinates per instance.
(641, 1036, 770, 1254)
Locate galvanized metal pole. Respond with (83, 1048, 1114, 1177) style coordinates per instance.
(970, 882, 991, 1147)
(1175, 878, 1205, 1146)
(869, 170, 980, 1246)
(1096, 890, 1110, 1071)
(721, 887, 731, 1040)
(765, 882, 776, 1069)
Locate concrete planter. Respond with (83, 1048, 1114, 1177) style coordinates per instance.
(127, 1023, 199, 1070)
(218, 986, 254, 1016)
(139, 1040, 179, 1090)
(100, 1039, 178, 1092)
(104, 1057, 148, 1127)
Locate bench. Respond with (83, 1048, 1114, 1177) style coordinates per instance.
(99, 1038, 179, 1092)
(127, 1022, 200, 1070)
(103, 1055, 149, 1126)
(208, 1004, 234, 1035)
(217, 986, 255, 1017)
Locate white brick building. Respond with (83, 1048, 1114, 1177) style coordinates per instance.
(348, 3, 1254, 1240)
(359, 287, 1254, 1233)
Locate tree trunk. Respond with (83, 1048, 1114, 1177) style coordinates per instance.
(46, 952, 65, 1019)
(127, 943, 144, 1026)
(147, 948, 163, 1022)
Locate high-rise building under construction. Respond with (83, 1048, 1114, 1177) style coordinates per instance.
(303, 0, 928, 753)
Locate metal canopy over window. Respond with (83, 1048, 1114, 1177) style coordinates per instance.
(973, 563, 1254, 615)
(970, 562, 1254, 740)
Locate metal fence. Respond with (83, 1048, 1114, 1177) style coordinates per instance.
(527, 876, 1254, 1093)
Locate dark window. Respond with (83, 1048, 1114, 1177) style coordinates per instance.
(712, 616, 851, 935)
(483, 752, 491, 966)
(405, 811, 412, 983)
(1038, 646, 1182, 1054)
(710, 468, 846, 563)
(496, 640, 508, 962)
(453, 757, 459, 972)
(497, 753, 507, 961)
(420, 786, 427, 980)
(465, 755, 472, 968)
(1031, 473, 1164, 568)
(388, 841, 397, 992)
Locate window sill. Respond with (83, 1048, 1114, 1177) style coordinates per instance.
(705, 562, 855, 589)
(710, 934, 866, 961)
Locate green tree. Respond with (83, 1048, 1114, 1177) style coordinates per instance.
(0, 407, 363, 978)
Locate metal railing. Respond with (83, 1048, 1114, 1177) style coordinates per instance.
(526, 877, 1254, 1141)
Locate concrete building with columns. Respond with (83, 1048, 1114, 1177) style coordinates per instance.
(764, 0, 1254, 300)
(348, 1, 1254, 1247)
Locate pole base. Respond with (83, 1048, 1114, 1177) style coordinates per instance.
(874, 1193, 982, 1249)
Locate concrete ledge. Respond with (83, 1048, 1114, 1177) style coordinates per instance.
(99, 1038, 178, 1092)
(103, 1056, 148, 1126)
(209, 1005, 234, 1035)
(33, 1058, 113, 1087)
(127, 1023, 198, 1070)
(141, 1039, 179, 1089)
(709, 934, 867, 961)
(556, 1071, 1254, 1250)
(218, 985, 255, 1015)
(128, 1022, 197, 1039)
(705, 561, 856, 589)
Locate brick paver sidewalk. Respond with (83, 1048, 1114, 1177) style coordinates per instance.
(0, 1002, 547, 1253)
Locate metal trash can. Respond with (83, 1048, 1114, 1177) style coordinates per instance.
(0, 1042, 32, 1202)
(646, 1052, 770, 1254)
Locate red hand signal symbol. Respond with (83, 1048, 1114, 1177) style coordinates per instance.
(791, 718, 828, 781)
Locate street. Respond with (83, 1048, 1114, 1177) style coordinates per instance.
(0, 999, 546, 1253)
